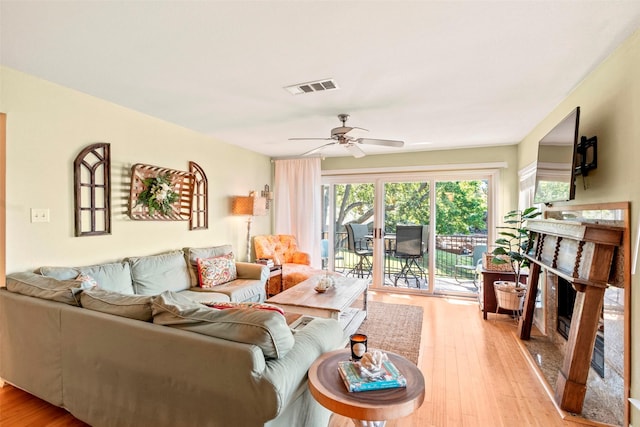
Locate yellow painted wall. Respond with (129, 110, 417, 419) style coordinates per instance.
(517, 29, 640, 423)
(0, 67, 272, 271)
(322, 144, 521, 220)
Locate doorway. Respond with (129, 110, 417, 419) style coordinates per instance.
(322, 170, 494, 297)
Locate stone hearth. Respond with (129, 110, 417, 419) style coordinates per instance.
(524, 269, 624, 425)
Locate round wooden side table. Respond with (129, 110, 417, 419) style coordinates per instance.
(308, 349, 425, 427)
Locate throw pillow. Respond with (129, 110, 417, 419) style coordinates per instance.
(204, 301, 285, 316)
(183, 244, 234, 287)
(75, 273, 99, 288)
(197, 253, 237, 287)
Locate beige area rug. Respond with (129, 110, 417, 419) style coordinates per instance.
(355, 301, 423, 365)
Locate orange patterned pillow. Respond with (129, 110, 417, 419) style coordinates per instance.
(203, 301, 285, 316)
(197, 253, 237, 287)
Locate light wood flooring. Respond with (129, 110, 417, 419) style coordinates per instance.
(0, 291, 583, 427)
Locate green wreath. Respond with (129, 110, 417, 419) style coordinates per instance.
(137, 174, 179, 215)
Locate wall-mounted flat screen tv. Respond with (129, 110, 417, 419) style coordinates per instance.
(533, 107, 580, 205)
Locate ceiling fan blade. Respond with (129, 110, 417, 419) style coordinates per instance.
(289, 137, 332, 141)
(345, 143, 366, 158)
(344, 126, 369, 135)
(356, 138, 404, 147)
(301, 142, 336, 157)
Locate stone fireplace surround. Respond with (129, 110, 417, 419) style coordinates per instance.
(518, 203, 630, 426)
(524, 270, 625, 425)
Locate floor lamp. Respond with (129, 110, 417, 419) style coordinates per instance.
(232, 193, 267, 262)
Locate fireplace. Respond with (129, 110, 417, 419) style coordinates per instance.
(556, 276, 605, 378)
(556, 277, 575, 340)
(520, 218, 623, 415)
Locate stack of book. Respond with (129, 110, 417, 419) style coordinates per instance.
(256, 258, 274, 267)
(337, 359, 406, 392)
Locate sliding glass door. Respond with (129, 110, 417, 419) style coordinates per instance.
(431, 179, 488, 296)
(322, 181, 377, 278)
(322, 170, 494, 297)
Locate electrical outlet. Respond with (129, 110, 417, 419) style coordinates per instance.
(30, 208, 50, 223)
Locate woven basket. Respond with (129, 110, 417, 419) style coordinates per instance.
(494, 281, 526, 311)
(482, 253, 514, 272)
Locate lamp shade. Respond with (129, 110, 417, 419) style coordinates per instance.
(232, 196, 267, 216)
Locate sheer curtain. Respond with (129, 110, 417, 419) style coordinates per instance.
(274, 158, 322, 268)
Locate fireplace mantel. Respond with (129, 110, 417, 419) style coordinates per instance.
(519, 218, 623, 414)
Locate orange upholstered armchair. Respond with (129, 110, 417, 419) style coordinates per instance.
(253, 234, 325, 293)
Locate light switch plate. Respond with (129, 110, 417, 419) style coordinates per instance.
(31, 208, 50, 223)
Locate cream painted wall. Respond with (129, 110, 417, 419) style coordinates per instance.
(321, 144, 521, 219)
(0, 67, 272, 272)
(517, 29, 640, 423)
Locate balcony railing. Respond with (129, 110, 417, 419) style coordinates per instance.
(327, 232, 488, 284)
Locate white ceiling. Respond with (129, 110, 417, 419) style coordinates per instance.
(2, 1, 640, 159)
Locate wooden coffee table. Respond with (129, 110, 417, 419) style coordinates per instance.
(308, 349, 425, 426)
(266, 275, 368, 337)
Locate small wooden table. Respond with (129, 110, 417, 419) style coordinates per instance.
(265, 264, 283, 297)
(266, 275, 368, 337)
(479, 268, 528, 319)
(308, 349, 425, 427)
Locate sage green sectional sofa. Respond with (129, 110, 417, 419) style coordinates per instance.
(0, 245, 344, 427)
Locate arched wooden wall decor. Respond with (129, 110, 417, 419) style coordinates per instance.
(74, 142, 111, 236)
(189, 161, 208, 230)
(128, 163, 194, 221)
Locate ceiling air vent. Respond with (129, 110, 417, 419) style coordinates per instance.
(284, 79, 339, 95)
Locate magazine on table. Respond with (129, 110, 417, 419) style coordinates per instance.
(337, 359, 407, 392)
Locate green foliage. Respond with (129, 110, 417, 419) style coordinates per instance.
(384, 182, 430, 232)
(434, 181, 487, 235)
(331, 180, 488, 235)
(137, 174, 179, 215)
(491, 207, 541, 282)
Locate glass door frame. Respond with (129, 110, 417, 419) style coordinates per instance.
(323, 167, 500, 294)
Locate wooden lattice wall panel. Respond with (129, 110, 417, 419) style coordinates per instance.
(129, 163, 194, 221)
(74, 142, 111, 236)
(189, 161, 208, 230)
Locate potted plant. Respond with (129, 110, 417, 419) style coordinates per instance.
(491, 207, 541, 285)
(490, 207, 540, 316)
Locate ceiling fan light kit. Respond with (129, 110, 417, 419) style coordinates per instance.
(291, 113, 404, 158)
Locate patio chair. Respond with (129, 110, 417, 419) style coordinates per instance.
(394, 225, 428, 287)
(454, 244, 486, 288)
(345, 223, 373, 278)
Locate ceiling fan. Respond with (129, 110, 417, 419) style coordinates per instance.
(290, 114, 404, 158)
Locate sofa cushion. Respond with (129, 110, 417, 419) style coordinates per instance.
(80, 289, 153, 321)
(151, 291, 294, 359)
(196, 278, 265, 303)
(40, 262, 134, 295)
(6, 272, 94, 306)
(184, 245, 233, 287)
(127, 250, 190, 295)
(177, 289, 231, 304)
(197, 253, 237, 287)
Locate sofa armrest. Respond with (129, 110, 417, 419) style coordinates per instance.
(291, 251, 311, 266)
(236, 262, 269, 282)
(263, 318, 343, 411)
